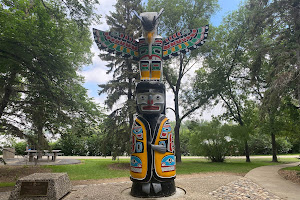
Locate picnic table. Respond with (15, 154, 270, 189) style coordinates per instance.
(25, 150, 62, 162)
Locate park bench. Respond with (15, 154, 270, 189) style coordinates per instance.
(25, 150, 62, 162)
(45, 152, 55, 162)
(57, 152, 64, 156)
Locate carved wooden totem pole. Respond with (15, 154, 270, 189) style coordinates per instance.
(93, 8, 208, 197)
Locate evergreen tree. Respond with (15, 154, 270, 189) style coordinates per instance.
(98, 0, 143, 158)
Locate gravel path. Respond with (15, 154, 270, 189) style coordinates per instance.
(210, 177, 281, 200)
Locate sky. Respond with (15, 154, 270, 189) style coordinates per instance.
(80, 0, 244, 121)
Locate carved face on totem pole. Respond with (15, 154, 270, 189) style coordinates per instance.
(136, 82, 165, 115)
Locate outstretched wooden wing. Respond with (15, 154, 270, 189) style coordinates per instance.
(93, 28, 139, 61)
(162, 25, 209, 60)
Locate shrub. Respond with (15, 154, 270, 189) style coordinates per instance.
(14, 141, 27, 155)
(188, 119, 232, 162)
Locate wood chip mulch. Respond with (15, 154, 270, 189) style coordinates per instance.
(278, 168, 300, 185)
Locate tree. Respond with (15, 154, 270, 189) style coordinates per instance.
(194, 0, 300, 162)
(0, 0, 101, 150)
(242, 0, 300, 162)
(188, 119, 232, 162)
(97, 0, 143, 158)
(147, 0, 219, 162)
(192, 5, 261, 162)
(246, 0, 300, 108)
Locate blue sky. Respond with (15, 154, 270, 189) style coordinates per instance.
(81, 0, 243, 121)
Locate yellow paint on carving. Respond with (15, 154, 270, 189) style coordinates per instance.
(141, 71, 150, 80)
(127, 48, 130, 53)
(151, 71, 161, 80)
(134, 51, 139, 57)
(130, 118, 148, 180)
(113, 44, 117, 49)
(120, 46, 124, 51)
(147, 32, 154, 44)
(178, 44, 182, 49)
(171, 47, 175, 52)
(154, 117, 176, 178)
(184, 42, 189, 47)
(163, 51, 168, 56)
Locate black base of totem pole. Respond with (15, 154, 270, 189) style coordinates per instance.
(130, 180, 176, 198)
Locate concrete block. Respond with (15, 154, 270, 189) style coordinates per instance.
(3, 148, 15, 159)
(9, 173, 72, 200)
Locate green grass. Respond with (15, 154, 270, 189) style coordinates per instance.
(282, 166, 300, 171)
(42, 157, 299, 181)
(0, 182, 15, 187)
(177, 158, 290, 174)
(44, 159, 130, 180)
(240, 153, 300, 157)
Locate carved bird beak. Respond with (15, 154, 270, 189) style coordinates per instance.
(147, 31, 154, 44)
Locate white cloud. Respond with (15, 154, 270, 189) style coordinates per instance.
(93, 0, 117, 31)
(80, 64, 112, 84)
(92, 95, 107, 106)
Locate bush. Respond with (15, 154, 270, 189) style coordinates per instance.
(58, 133, 87, 156)
(49, 141, 62, 150)
(14, 142, 27, 155)
(188, 119, 232, 162)
(248, 134, 272, 155)
(276, 137, 293, 154)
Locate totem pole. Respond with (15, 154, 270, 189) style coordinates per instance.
(93, 8, 208, 198)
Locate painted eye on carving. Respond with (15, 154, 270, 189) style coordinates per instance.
(153, 94, 164, 103)
(154, 49, 161, 54)
(138, 95, 147, 102)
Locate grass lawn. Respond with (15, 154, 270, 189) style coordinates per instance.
(0, 182, 15, 187)
(44, 159, 130, 180)
(282, 166, 300, 171)
(44, 157, 299, 180)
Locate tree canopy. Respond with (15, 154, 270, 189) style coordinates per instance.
(0, 0, 102, 149)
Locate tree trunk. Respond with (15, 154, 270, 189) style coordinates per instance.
(37, 124, 44, 160)
(245, 139, 251, 162)
(174, 81, 181, 163)
(174, 120, 181, 163)
(127, 60, 134, 129)
(0, 70, 17, 118)
(271, 133, 278, 162)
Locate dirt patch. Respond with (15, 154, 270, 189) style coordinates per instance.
(278, 169, 300, 185)
(0, 165, 52, 182)
(0, 165, 52, 192)
(71, 172, 243, 186)
(108, 163, 130, 170)
(71, 177, 130, 186)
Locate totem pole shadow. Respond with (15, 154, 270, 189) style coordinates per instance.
(121, 186, 186, 199)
